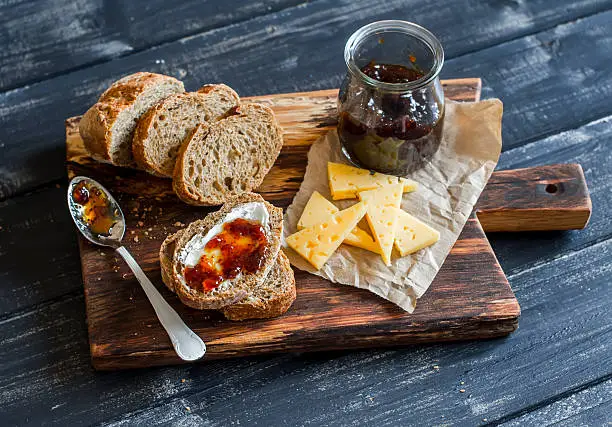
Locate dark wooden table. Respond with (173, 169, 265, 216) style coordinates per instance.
(1, 1, 610, 425)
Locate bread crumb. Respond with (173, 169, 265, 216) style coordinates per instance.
(181, 379, 186, 383)
(130, 230, 135, 234)
(134, 236, 139, 242)
(55, 183, 61, 188)
(459, 389, 465, 393)
(132, 207, 138, 212)
(460, 381, 465, 385)
(138, 221, 144, 227)
(122, 273, 128, 279)
(97, 277, 101, 281)
(144, 231, 149, 236)
(147, 227, 153, 232)
(174, 221, 184, 227)
(185, 406, 191, 412)
(432, 365, 439, 370)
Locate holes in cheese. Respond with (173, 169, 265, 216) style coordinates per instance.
(327, 162, 418, 200)
(286, 202, 368, 270)
(357, 183, 404, 266)
(296, 191, 380, 254)
(393, 208, 440, 256)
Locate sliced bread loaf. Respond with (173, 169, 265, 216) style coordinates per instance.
(79, 72, 184, 166)
(132, 85, 240, 177)
(170, 192, 283, 310)
(172, 103, 284, 206)
(221, 250, 296, 321)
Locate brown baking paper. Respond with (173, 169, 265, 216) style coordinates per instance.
(282, 99, 503, 312)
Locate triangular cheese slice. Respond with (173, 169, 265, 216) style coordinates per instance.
(327, 162, 418, 200)
(394, 209, 440, 256)
(287, 202, 367, 270)
(358, 183, 404, 266)
(297, 191, 380, 254)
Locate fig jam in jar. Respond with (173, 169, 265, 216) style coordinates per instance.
(338, 21, 445, 175)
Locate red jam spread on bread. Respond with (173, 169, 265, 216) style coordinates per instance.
(72, 181, 116, 235)
(184, 218, 268, 292)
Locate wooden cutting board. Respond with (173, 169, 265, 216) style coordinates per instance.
(66, 79, 591, 370)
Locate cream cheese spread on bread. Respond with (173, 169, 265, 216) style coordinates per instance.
(177, 202, 270, 289)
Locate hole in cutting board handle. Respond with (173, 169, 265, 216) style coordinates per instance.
(545, 183, 558, 194)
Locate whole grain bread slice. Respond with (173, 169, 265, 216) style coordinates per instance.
(169, 192, 283, 310)
(79, 72, 184, 166)
(172, 103, 284, 206)
(160, 234, 296, 320)
(221, 250, 296, 320)
(132, 85, 240, 177)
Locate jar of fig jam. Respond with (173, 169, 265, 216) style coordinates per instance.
(338, 21, 445, 175)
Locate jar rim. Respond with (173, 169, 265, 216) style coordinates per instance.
(344, 20, 444, 92)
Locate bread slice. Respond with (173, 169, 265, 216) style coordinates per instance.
(172, 103, 284, 206)
(169, 192, 283, 310)
(79, 72, 184, 166)
(221, 250, 296, 321)
(132, 85, 240, 177)
(160, 233, 296, 320)
(196, 84, 241, 118)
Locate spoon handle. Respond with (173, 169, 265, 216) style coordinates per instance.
(115, 246, 206, 361)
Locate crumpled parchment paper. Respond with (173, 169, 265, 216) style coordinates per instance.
(282, 99, 503, 312)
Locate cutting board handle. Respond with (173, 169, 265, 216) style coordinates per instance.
(476, 163, 592, 232)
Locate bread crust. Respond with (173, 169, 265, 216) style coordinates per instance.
(79, 72, 184, 166)
(170, 192, 283, 310)
(221, 250, 296, 321)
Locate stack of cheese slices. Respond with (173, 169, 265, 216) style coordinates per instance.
(287, 162, 440, 269)
(79, 72, 284, 206)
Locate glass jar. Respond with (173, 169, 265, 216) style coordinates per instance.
(337, 21, 445, 175)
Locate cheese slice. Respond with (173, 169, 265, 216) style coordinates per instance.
(328, 162, 418, 200)
(358, 183, 404, 266)
(394, 209, 440, 256)
(286, 202, 367, 270)
(297, 191, 380, 254)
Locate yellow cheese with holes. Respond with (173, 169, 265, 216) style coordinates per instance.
(327, 162, 418, 200)
(394, 209, 440, 256)
(286, 202, 367, 270)
(297, 191, 380, 254)
(358, 183, 404, 266)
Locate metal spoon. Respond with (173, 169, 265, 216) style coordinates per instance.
(67, 176, 206, 361)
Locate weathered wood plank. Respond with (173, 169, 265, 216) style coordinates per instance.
(0, 0, 303, 91)
(2, 4, 612, 198)
(1, 235, 608, 426)
(443, 10, 612, 150)
(0, 184, 81, 317)
(1, 0, 609, 92)
(499, 378, 612, 426)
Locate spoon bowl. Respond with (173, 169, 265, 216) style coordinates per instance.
(67, 176, 206, 362)
(67, 176, 125, 247)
